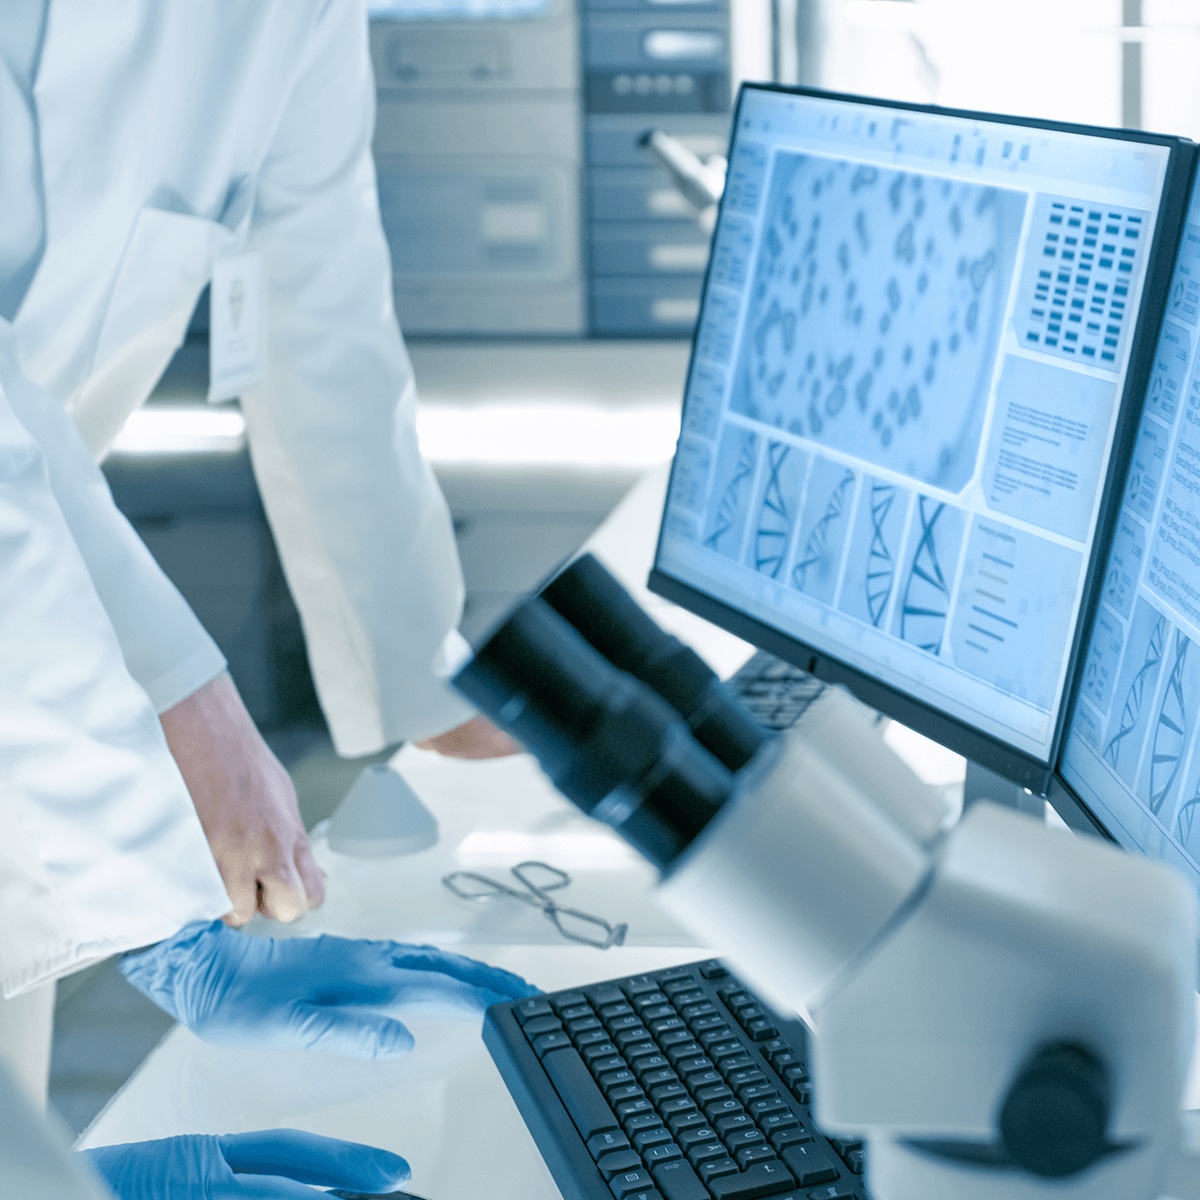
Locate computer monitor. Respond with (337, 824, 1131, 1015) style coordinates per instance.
(649, 84, 1194, 792)
(1054, 165, 1200, 894)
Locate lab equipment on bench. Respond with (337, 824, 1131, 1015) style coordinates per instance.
(455, 548, 1200, 1200)
(444, 861, 629, 949)
(328, 764, 440, 858)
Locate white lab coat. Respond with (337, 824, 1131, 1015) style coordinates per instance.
(12, 0, 473, 757)
(0, 327, 231, 1003)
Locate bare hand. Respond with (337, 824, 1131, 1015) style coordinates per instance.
(415, 715, 521, 759)
(160, 673, 324, 926)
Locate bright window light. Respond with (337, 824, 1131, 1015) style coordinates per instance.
(416, 402, 681, 468)
(109, 407, 247, 455)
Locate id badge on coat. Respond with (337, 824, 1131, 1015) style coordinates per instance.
(208, 252, 263, 402)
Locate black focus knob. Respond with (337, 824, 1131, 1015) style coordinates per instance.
(998, 1042, 1110, 1178)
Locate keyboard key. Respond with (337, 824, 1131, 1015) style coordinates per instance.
(714, 1113, 754, 1137)
(699, 960, 728, 979)
(760, 1039, 791, 1059)
(678, 1126, 719, 1149)
(708, 1160, 795, 1200)
(805, 1187, 856, 1200)
(633, 992, 670, 1010)
(621, 1192, 663, 1200)
(592, 1056, 625, 1076)
(582, 1042, 620, 1063)
(747, 1020, 780, 1042)
(698, 1157, 739, 1184)
(604, 1006, 637, 1024)
(736, 1146, 779, 1169)
(617, 1029, 655, 1052)
(656, 969, 695, 985)
(768, 1126, 812, 1152)
(627, 1113, 667, 1135)
(609, 1167, 655, 1197)
(665, 1042, 703, 1066)
(740, 1084, 782, 1105)
(845, 1150, 865, 1175)
(650, 1015, 686, 1034)
(568, 1017, 604, 1038)
(780, 1144, 840, 1186)
(698, 1085, 736, 1107)
(724, 1129, 766, 1153)
(686, 1141, 727, 1166)
(734, 1005, 764, 1024)
(609, 1084, 646, 1105)
(633, 1055, 671, 1078)
(703, 1034, 740, 1055)
(660, 1097, 698, 1120)
(623, 976, 660, 997)
(650, 1083, 688, 1105)
(552, 991, 588, 1011)
(634, 1127, 674, 1153)
(642, 1004, 675, 1022)
(610, 1015, 645, 1035)
(586, 984, 626, 1007)
(559, 1003, 592, 1021)
(692, 1017, 729, 1037)
(668, 1111, 706, 1137)
(681, 1002, 718, 1021)
(781, 1066, 810, 1088)
(727, 1069, 768, 1090)
(589, 1131, 631, 1159)
(598, 1151, 643, 1180)
(617, 1098, 655, 1121)
(514, 997, 554, 1023)
(600, 1069, 637, 1091)
(651, 1158, 709, 1200)
(541, 1047, 619, 1140)
(703, 1097, 743, 1121)
(643, 1143, 683, 1167)
(684, 1069, 722, 1091)
(523, 1015, 564, 1038)
(576, 1030, 610, 1049)
(752, 1101, 792, 1124)
(720, 1053, 756, 1072)
(533, 1031, 573, 1056)
(642, 1068, 679, 1089)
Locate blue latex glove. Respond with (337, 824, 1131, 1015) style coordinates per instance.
(81, 1128, 410, 1200)
(120, 920, 538, 1057)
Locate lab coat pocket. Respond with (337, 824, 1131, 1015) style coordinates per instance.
(77, 207, 236, 456)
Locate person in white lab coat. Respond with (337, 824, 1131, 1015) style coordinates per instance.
(2, 1, 516, 929)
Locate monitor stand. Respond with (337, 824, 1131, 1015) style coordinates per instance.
(962, 760, 1046, 820)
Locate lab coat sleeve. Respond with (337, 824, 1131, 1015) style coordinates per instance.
(0, 343, 232, 999)
(241, 0, 474, 757)
(1, 354, 227, 715)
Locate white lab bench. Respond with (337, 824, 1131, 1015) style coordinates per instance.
(75, 467, 1051, 1198)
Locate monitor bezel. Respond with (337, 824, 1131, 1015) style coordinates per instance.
(649, 81, 1197, 794)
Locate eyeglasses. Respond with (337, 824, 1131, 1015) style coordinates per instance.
(442, 861, 629, 950)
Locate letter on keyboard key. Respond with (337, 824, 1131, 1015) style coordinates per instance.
(541, 1047, 619, 1140)
(708, 1160, 795, 1200)
(779, 1143, 840, 1186)
(651, 1158, 710, 1200)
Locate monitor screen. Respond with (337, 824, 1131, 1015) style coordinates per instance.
(652, 84, 1183, 783)
(1060, 170, 1200, 892)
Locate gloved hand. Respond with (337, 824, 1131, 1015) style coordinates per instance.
(120, 921, 539, 1057)
(81, 1128, 409, 1200)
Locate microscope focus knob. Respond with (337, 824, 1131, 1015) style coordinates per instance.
(998, 1042, 1110, 1178)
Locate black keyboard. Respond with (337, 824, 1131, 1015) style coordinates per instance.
(727, 652, 825, 733)
(484, 959, 868, 1200)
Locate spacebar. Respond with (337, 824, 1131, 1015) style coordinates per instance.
(541, 1047, 620, 1140)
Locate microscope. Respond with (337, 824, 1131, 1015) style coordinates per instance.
(454, 554, 1200, 1200)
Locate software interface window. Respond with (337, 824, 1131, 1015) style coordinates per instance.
(657, 88, 1173, 760)
(1063, 175, 1200, 892)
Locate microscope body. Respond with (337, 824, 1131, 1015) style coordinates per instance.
(658, 687, 1199, 1200)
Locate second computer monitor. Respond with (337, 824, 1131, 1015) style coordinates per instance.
(651, 84, 1192, 789)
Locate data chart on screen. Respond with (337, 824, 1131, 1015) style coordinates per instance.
(1062, 177, 1200, 891)
(656, 86, 1174, 760)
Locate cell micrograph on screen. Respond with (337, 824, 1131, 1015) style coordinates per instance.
(789, 455, 857, 606)
(1017, 196, 1150, 367)
(949, 519, 1083, 710)
(728, 153, 1026, 491)
(891, 495, 965, 654)
(839, 477, 911, 630)
(1103, 597, 1169, 787)
(745, 441, 809, 579)
(1135, 627, 1200, 818)
(703, 425, 759, 561)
